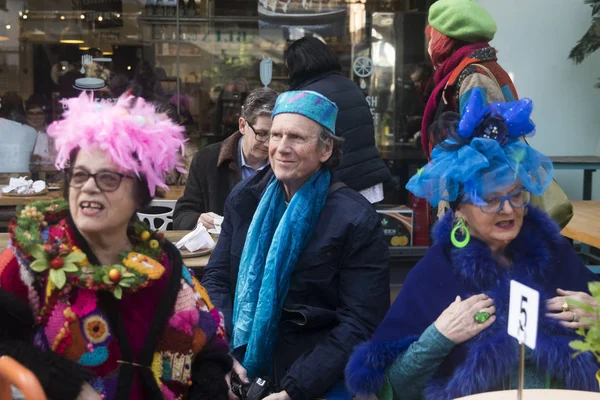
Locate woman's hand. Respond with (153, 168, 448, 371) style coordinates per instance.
(434, 294, 496, 344)
(225, 357, 249, 400)
(546, 288, 598, 329)
(76, 383, 102, 400)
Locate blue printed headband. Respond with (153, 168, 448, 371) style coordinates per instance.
(272, 90, 338, 134)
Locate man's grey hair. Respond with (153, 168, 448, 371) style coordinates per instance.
(317, 125, 344, 169)
(240, 87, 278, 124)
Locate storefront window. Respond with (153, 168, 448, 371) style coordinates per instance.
(0, 0, 433, 196)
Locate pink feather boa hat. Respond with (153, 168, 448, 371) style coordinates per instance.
(47, 92, 187, 196)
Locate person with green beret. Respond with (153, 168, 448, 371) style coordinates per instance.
(420, 0, 515, 159)
(420, 0, 571, 230)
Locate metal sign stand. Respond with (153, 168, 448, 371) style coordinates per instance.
(517, 330, 526, 400)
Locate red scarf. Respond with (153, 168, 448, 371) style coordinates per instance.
(421, 43, 489, 157)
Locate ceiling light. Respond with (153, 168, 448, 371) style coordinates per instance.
(98, 16, 103, 22)
(102, 51, 113, 55)
(60, 15, 65, 20)
(116, 13, 121, 18)
(60, 24, 85, 45)
(5, 25, 10, 30)
(22, 14, 27, 19)
(79, 46, 90, 51)
(80, 14, 85, 19)
(21, 28, 45, 38)
(127, 66, 131, 70)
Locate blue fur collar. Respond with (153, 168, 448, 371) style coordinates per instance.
(432, 206, 564, 289)
(346, 207, 599, 398)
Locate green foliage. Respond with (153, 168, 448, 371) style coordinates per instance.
(14, 199, 69, 247)
(569, 281, 600, 362)
(569, 0, 600, 87)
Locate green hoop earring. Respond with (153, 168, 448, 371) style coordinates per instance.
(451, 218, 470, 248)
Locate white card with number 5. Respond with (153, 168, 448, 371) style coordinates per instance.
(508, 280, 539, 349)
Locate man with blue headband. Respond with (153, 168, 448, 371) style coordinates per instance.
(202, 91, 390, 400)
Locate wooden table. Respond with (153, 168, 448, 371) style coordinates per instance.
(0, 190, 62, 206)
(0, 185, 186, 207)
(561, 201, 600, 249)
(158, 185, 185, 201)
(457, 389, 600, 399)
(551, 156, 600, 200)
(0, 228, 211, 269)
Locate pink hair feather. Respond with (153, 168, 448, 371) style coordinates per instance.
(47, 92, 187, 196)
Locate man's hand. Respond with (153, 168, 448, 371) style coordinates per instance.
(232, 358, 249, 383)
(225, 357, 249, 400)
(263, 390, 291, 400)
(198, 212, 222, 230)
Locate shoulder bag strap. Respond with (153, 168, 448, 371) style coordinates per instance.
(328, 182, 348, 196)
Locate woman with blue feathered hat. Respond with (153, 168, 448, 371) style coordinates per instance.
(345, 91, 600, 399)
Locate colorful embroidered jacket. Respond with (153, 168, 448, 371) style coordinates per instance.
(0, 200, 231, 400)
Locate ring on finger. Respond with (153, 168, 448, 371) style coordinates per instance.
(572, 311, 579, 322)
(474, 310, 491, 324)
(562, 302, 569, 313)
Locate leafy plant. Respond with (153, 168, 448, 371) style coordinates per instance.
(568, 281, 600, 361)
(569, 0, 600, 88)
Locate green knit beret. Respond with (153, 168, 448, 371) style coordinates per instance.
(428, 0, 497, 42)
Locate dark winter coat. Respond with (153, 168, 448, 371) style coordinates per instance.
(173, 131, 243, 230)
(202, 167, 390, 400)
(290, 72, 392, 192)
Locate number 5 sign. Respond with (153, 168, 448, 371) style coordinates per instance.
(508, 280, 540, 349)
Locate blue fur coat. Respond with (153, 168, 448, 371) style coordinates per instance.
(346, 207, 599, 399)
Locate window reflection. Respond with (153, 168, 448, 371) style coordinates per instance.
(0, 0, 432, 190)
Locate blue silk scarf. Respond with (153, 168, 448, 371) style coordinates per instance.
(232, 168, 331, 377)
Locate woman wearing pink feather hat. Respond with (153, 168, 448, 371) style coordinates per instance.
(0, 92, 232, 400)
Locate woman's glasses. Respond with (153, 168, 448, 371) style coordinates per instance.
(68, 169, 132, 192)
(245, 120, 270, 143)
(479, 189, 531, 214)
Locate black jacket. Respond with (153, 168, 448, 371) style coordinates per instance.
(173, 131, 243, 230)
(291, 72, 392, 192)
(202, 168, 390, 400)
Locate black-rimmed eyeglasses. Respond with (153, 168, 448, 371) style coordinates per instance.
(67, 168, 133, 192)
(245, 120, 270, 143)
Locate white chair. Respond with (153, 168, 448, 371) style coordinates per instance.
(137, 199, 176, 231)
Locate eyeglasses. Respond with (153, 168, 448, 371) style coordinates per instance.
(479, 189, 531, 214)
(68, 169, 132, 192)
(245, 120, 270, 143)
